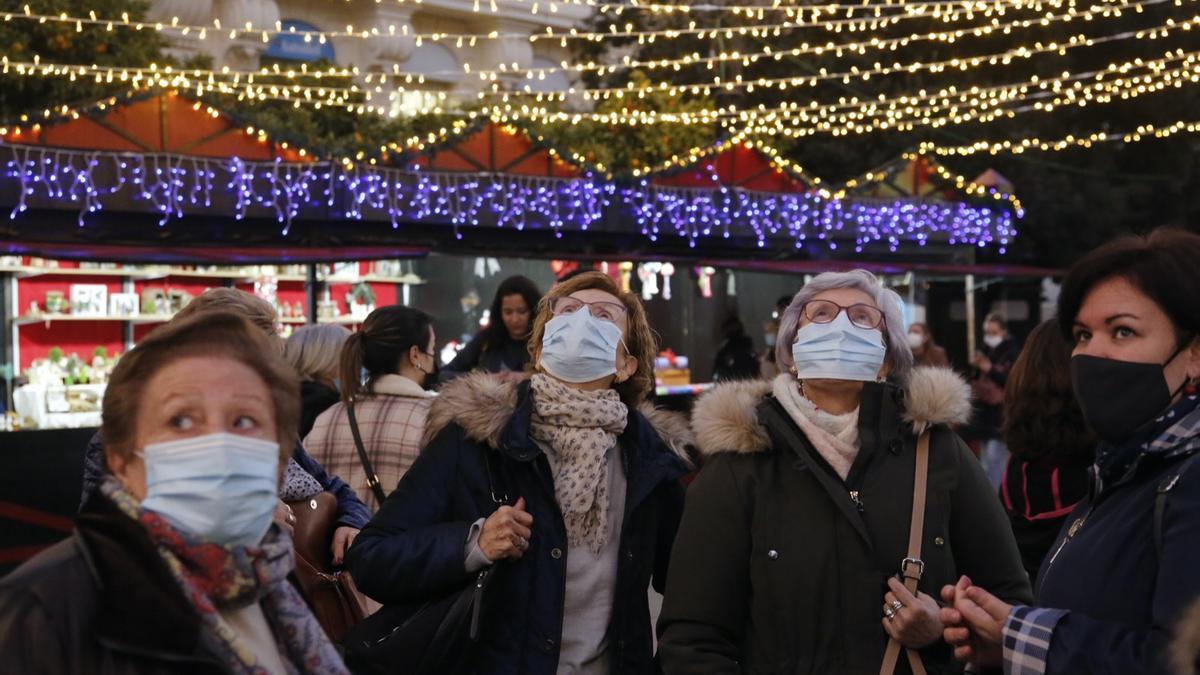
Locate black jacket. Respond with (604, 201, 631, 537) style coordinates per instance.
(439, 331, 530, 383)
(0, 494, 227, 673)
(346, 374, 691, 675)
(300, 380, 341, 439)
(658, 370, 1033, 675)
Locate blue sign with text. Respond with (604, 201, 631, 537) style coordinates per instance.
(264, 20, 336, 63)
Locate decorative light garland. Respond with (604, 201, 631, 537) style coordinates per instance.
(0, 0, 1156, 52)
(481, 0, 1181, 80)
(494, 15, 1199, 100)
(918, 118, 1200, 155)
(0, 143, 1017, 252)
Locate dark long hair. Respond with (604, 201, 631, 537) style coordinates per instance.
(482, 275, 542, 349)
(339, 305, 433, 402)
(1002, 321, 1096, 462)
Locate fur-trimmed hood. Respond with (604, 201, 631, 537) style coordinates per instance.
(423, 372, 695, 462)
(692, 367, 972, 457)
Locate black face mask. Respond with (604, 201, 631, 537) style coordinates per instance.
(1071, 348, 1189, 445)
(419, 352, 440, 391)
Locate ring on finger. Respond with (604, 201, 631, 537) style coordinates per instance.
(891, 600, 903, 612)
(884, 605, 896, 620)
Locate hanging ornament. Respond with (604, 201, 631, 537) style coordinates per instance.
(488, 258, 501, 276)
(474, 257, 487, 279)
(696, 266, 716, 298)
(639, 263, 662, 301)
(728, 270, 737, 297)
(661, 262, 676, 300)
(618, 262, 634, 294)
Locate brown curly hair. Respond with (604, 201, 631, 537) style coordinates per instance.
(528, 271, 658, 407)
(1002, 320, 1095, 462)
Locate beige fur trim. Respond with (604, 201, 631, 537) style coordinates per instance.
(692, 379, 773, 456)
(692, 367, 972, 455)
(424, 372, 696, 460)
(422, 372, 518, 448)
(902, 367, 973, 434)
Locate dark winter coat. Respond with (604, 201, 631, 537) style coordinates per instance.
(658, 368, 1033, 675)
(0, 493, 228, 673)
(439, 331, 530, 383)
(1000, 454, 1090, 586)
(79, 433, 371, 529)
(299, 380, 341, 439)
(1029, 395, 1200, 674)
(969, 337, 1021, 439)
(713, 334, 761, 382)
(345, 373, 692, 675)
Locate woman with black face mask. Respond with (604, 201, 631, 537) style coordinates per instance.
(303, 306, 439, 512)
(938, 228, 1200, 675)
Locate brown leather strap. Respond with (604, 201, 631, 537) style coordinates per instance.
(347, 400, 387, 505)
(879, 430, 931, 675)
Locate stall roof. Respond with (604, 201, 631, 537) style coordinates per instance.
(403, 121, 586, 178)
(647, 138, 822, 193)
(838, 152, 1022, 214)
(0, 91, 309, 162)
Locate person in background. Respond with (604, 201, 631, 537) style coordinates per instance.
(346, 272, 691, 675)
(969, 312, 1021, 489)
(712, 312, 761, 381)
(305, 306, 437, 512)
(0, 312, 347, 674)
(285, 324, 351, 438)
(759, 294, 795, 379)
(999, 320, 1094, 586)
(908, 322, 951, 369)
(440, 275, 542, 384)
(940, 228, 1200, 675)
(79, 288, 371, 564)
(659, 270, 1031, 674)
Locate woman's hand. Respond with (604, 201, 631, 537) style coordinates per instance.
(882, 576, 944, 649)
(331, 526, 359, 566)
(274, 501, 296, 536)
(939, 575, 1008, 668)
(479, 497, 534, 561)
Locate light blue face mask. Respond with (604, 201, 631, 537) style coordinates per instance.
(791, 312, 887, 382)
(140, 433, 280, 547)
(539, 308, 624, 384)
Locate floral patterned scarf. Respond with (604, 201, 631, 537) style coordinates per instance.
(100, 478, 347, 675)
(529, 374, 629, 555)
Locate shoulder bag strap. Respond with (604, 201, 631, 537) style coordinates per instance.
(347, 399, 388, 506)
(879, 430, 932, 675)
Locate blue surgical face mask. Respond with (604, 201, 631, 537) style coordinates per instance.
(764, 333, 778, 347)
(140, 433, 281, 547)
(540, 309, 624, 384)
(791, 312, 887, 382)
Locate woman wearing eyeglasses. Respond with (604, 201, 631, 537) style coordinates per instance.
(658, 270, 1031, 675)
(346, 272, 692, 675)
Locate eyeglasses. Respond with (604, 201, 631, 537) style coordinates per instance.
(800, 299, 885, 330)
(548, 296, 627, 324)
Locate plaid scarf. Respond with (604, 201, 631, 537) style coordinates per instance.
(100, 478, 348, 675)
(529, 374, 628, 555)
(1096, 394, 1200, 492)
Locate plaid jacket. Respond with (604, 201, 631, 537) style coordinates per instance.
(303, 375, 435, 512)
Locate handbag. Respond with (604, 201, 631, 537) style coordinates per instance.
(286, 491, 370, 645)
(343, 398, 508, 675)
(878, 431, 932, 675)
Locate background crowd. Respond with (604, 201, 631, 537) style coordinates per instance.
(0, 228, 1197, 675)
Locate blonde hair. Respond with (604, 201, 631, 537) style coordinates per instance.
(175, 288, 280, 338)
(285, 324, 351, 382)
(529, 271, 658, 407)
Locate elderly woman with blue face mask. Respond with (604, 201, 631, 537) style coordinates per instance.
(658, 270, 1031, 675)
(0, 312, 347, 674)
(346, 271, 692, 675)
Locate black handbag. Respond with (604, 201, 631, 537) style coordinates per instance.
(343, 401, 508, 675)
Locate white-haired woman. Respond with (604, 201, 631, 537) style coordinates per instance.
(285, 324, 352, 438)
(658, 270, 1032, 675)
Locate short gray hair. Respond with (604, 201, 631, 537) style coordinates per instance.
(776, 269, 914, 381)
(284, 324, 351, 381)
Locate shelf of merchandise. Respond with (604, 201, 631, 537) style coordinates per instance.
(14, 314, 174, 327)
